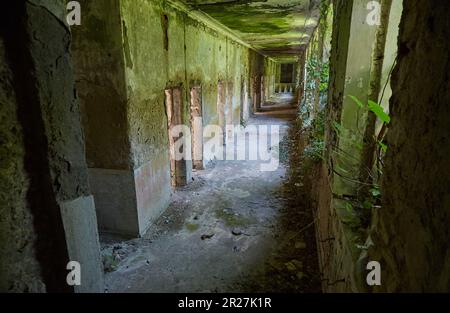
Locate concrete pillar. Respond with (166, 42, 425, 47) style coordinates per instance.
(217, 80, 226, 145)
(72, 0, 171, 237)
(328, 0, 378, 199)
(253, 75, 262, 112)
(315, 0, 378, 292)
(165, 87, 192, 187)
(1, 0, 103, 292)
(260, 76, 265, 104)
(190, 86, 204, 170)
(242, 80, 250, 122)
(226, 82, 234, 142)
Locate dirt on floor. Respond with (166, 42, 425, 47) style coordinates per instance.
(100, 104, 322, 293)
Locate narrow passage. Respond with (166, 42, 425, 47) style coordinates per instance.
(102, 96, 321, 293)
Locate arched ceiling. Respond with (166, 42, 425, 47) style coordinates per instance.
(182, 0, 322, 61)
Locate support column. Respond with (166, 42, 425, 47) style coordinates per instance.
(226, 81, 234, 142)
(1, 0, 103, 292)
(253, 75, 262, 112)
(165, 87, 192, 187)
(242, 80, 250, 122)
(217, 80, 226, 145)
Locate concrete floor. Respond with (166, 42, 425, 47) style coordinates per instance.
(101, 97, 321, 293)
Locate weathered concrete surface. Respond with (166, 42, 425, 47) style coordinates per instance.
(134, 159, 172, 234)
(314, 0, 379, 292)
(73, 0, 271, 236)
(72, 0, 130, 170)
(0, 27, 45, 293)
(101, 110, 321, 292)
(368, 0, 450, 292)
(1, 0, 103, 292)
(314, 0, 450, 293)
(88, 169, 139, 236)
(331, 0, 377, 197)
(72, 0, 137, 236)
(185, 0, 321, 59)
(60, 196, 104, 292)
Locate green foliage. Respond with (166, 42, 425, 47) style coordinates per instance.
(341, 186, 381, 232)
(319, 62, 330, 92)
(368, 100, 391, 123)
(240, 116, 247, 128)
(370, 185, 381, 198)
(378, 140, 388, 153)
(348, 95, 364, 108)
(349, 95, 391, 124)
(319, 0, 331, 37)
(330, 98, 387, 234)
(304, 139, 325, 162)
(347, 95, 390, 153)
(306, 57, 330, 93)
(304, 110, 326, 162)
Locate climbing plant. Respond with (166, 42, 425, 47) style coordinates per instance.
(304, 109, 326, 162)
(330, 95, 390, 231)
(303, 57, 329, 121)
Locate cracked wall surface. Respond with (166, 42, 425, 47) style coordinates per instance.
(73, 0, 272, 236)
(1, 0, 103, 292)
(368, 0, 450, 292)
(315, 0, 403, 292)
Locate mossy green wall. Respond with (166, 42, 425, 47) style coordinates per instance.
(74, 0, 268, 235)
(120, 0, 266, 168)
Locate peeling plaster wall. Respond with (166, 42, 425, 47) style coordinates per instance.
(121, 0, 268, 233)
(74, 0, 267, 236)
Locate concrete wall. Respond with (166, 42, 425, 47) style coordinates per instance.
(73, 0, 268, 237)
(367, 0, 450, 292)
(0, 20, 44, 293)
(314, 0, 449, 293)
(331, 0, 377, 197)
(377, 0, 402, 120)
(314, 0, 403, 292)
(72, 0, 137, 236)
(264, 58, 277, 99)
(1, 1, 103, 292)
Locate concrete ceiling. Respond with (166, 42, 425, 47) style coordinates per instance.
(183, 0, 322, 61)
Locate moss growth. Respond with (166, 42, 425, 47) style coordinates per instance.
(205, 6, 292, 35)
(185, 223, 200, 232)
(215, 208, 252, 227)
(190, 0, 319, 51)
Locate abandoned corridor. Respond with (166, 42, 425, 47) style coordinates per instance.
(1, 0, 449, 294)
(103, 98, 321, 292)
